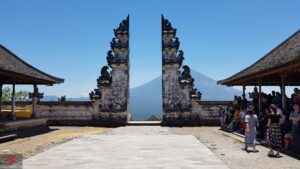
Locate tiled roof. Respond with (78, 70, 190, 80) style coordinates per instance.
(0, 45, 64, 84)
(218, 29, 300, 86)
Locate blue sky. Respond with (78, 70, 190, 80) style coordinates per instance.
(0, 0, 300, 97)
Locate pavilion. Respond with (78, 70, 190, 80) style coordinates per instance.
(218, 29, 300, 113)
(0, 44, 64, 120)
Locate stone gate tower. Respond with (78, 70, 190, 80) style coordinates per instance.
(162, 15, 202, 126)
(90, 16, 130, 126)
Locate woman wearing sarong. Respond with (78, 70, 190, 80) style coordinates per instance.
(289, 102, 300, 153)
(243, 108, 259, 152)
(267, 107, 283, 157)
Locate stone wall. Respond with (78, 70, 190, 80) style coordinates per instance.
(36, 101, 97, 126)
(162, 101, 231, 126)
(3, 101, 231, 126)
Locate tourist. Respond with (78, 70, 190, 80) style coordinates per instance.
(262, 93, 268, 110)
(274, 92, 282, 106)
(241, 94, 248, 108)
(289, 102, 300, 153)
(233, 96, 239, 108)
(243, 107, 259, 152)
(219, 106, 226, 129)
(259, 108, 270, 143)
(239, 107, 246, 133)
(267, 107, 282, 157)
(233, 107, 240, 131)
(224, 107, 232, 126)
(238, 96, 242, 107)
(292, 88, 300, 104)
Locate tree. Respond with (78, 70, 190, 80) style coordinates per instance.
(58, 95, 72, 102)
(1, 87, 29, 101)
(16, 90, 29, 101)
(2, 87, 11, 101)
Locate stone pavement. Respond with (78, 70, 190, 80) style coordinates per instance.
(23, 126, 229, 169)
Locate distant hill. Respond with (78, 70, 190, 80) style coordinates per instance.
(41, 96, 89, 101)
(41, 95, 58, 101)
(129, 70, 241, 120)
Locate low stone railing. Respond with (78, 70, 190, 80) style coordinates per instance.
(2, 101, 232, 126)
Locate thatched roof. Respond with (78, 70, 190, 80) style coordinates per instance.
(218, 29, 300, 86)
(0, 45, 64, 85)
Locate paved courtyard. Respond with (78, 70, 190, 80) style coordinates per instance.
(23, 126, 229, 169)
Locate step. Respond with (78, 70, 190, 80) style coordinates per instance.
(0, 134, 17, 143)
(127, 121, 161, 126)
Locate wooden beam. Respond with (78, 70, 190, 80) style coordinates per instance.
(11, 84, 16, 120)
(0, 70, 59, 85)
(258, 83, 262, 116)
(224, 60, 300, 86)
(281, 72, 286, 111)
(242, 85, 246, 99)
(0, 84, 2, 120)
(32, 84, 37, 118)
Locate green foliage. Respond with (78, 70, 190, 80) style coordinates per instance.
(1, 87, 29, 101)
(16, 90, 29, 101)
(2, 87, 11, 101)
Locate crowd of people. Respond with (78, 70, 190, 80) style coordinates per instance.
(219, 87, 300, 157)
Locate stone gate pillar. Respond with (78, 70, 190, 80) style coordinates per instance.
(90, 16, 130, 126)
(162, 15, 202, 126)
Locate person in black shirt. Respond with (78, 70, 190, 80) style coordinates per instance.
(267, 107, 283, 157)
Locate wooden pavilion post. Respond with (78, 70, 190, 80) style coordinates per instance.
(0, 84, 2, 120)
(258, 82, 262, 116)
(11, 83, 16, 120)
(242, 85, 246, 99)
(281, 72, 286, 111)
(31, 84, 37, 118)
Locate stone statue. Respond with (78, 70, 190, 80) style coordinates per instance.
(110, 38, 117, 49)
(162, 16, 177, 35)
(97, 66, 112, 87)
(106, 50, 126, 67)
(197, 91, 202, 100)
(173, 37, 180, 49)
(163, 50, 184, 66)
(179, 65, 194, 87)
(190, 88, 202, 101)
(29, 85, 44, 102)
(177, 50, 184, 66)
(106, 50, 114, 63)
(114, 16, 129, 35)
(89, 89, 101, 100)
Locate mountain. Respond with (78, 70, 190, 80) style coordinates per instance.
(42, 70, 241, 120)
(130, 76, 163, 121)
(129, 70, 241, 120)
